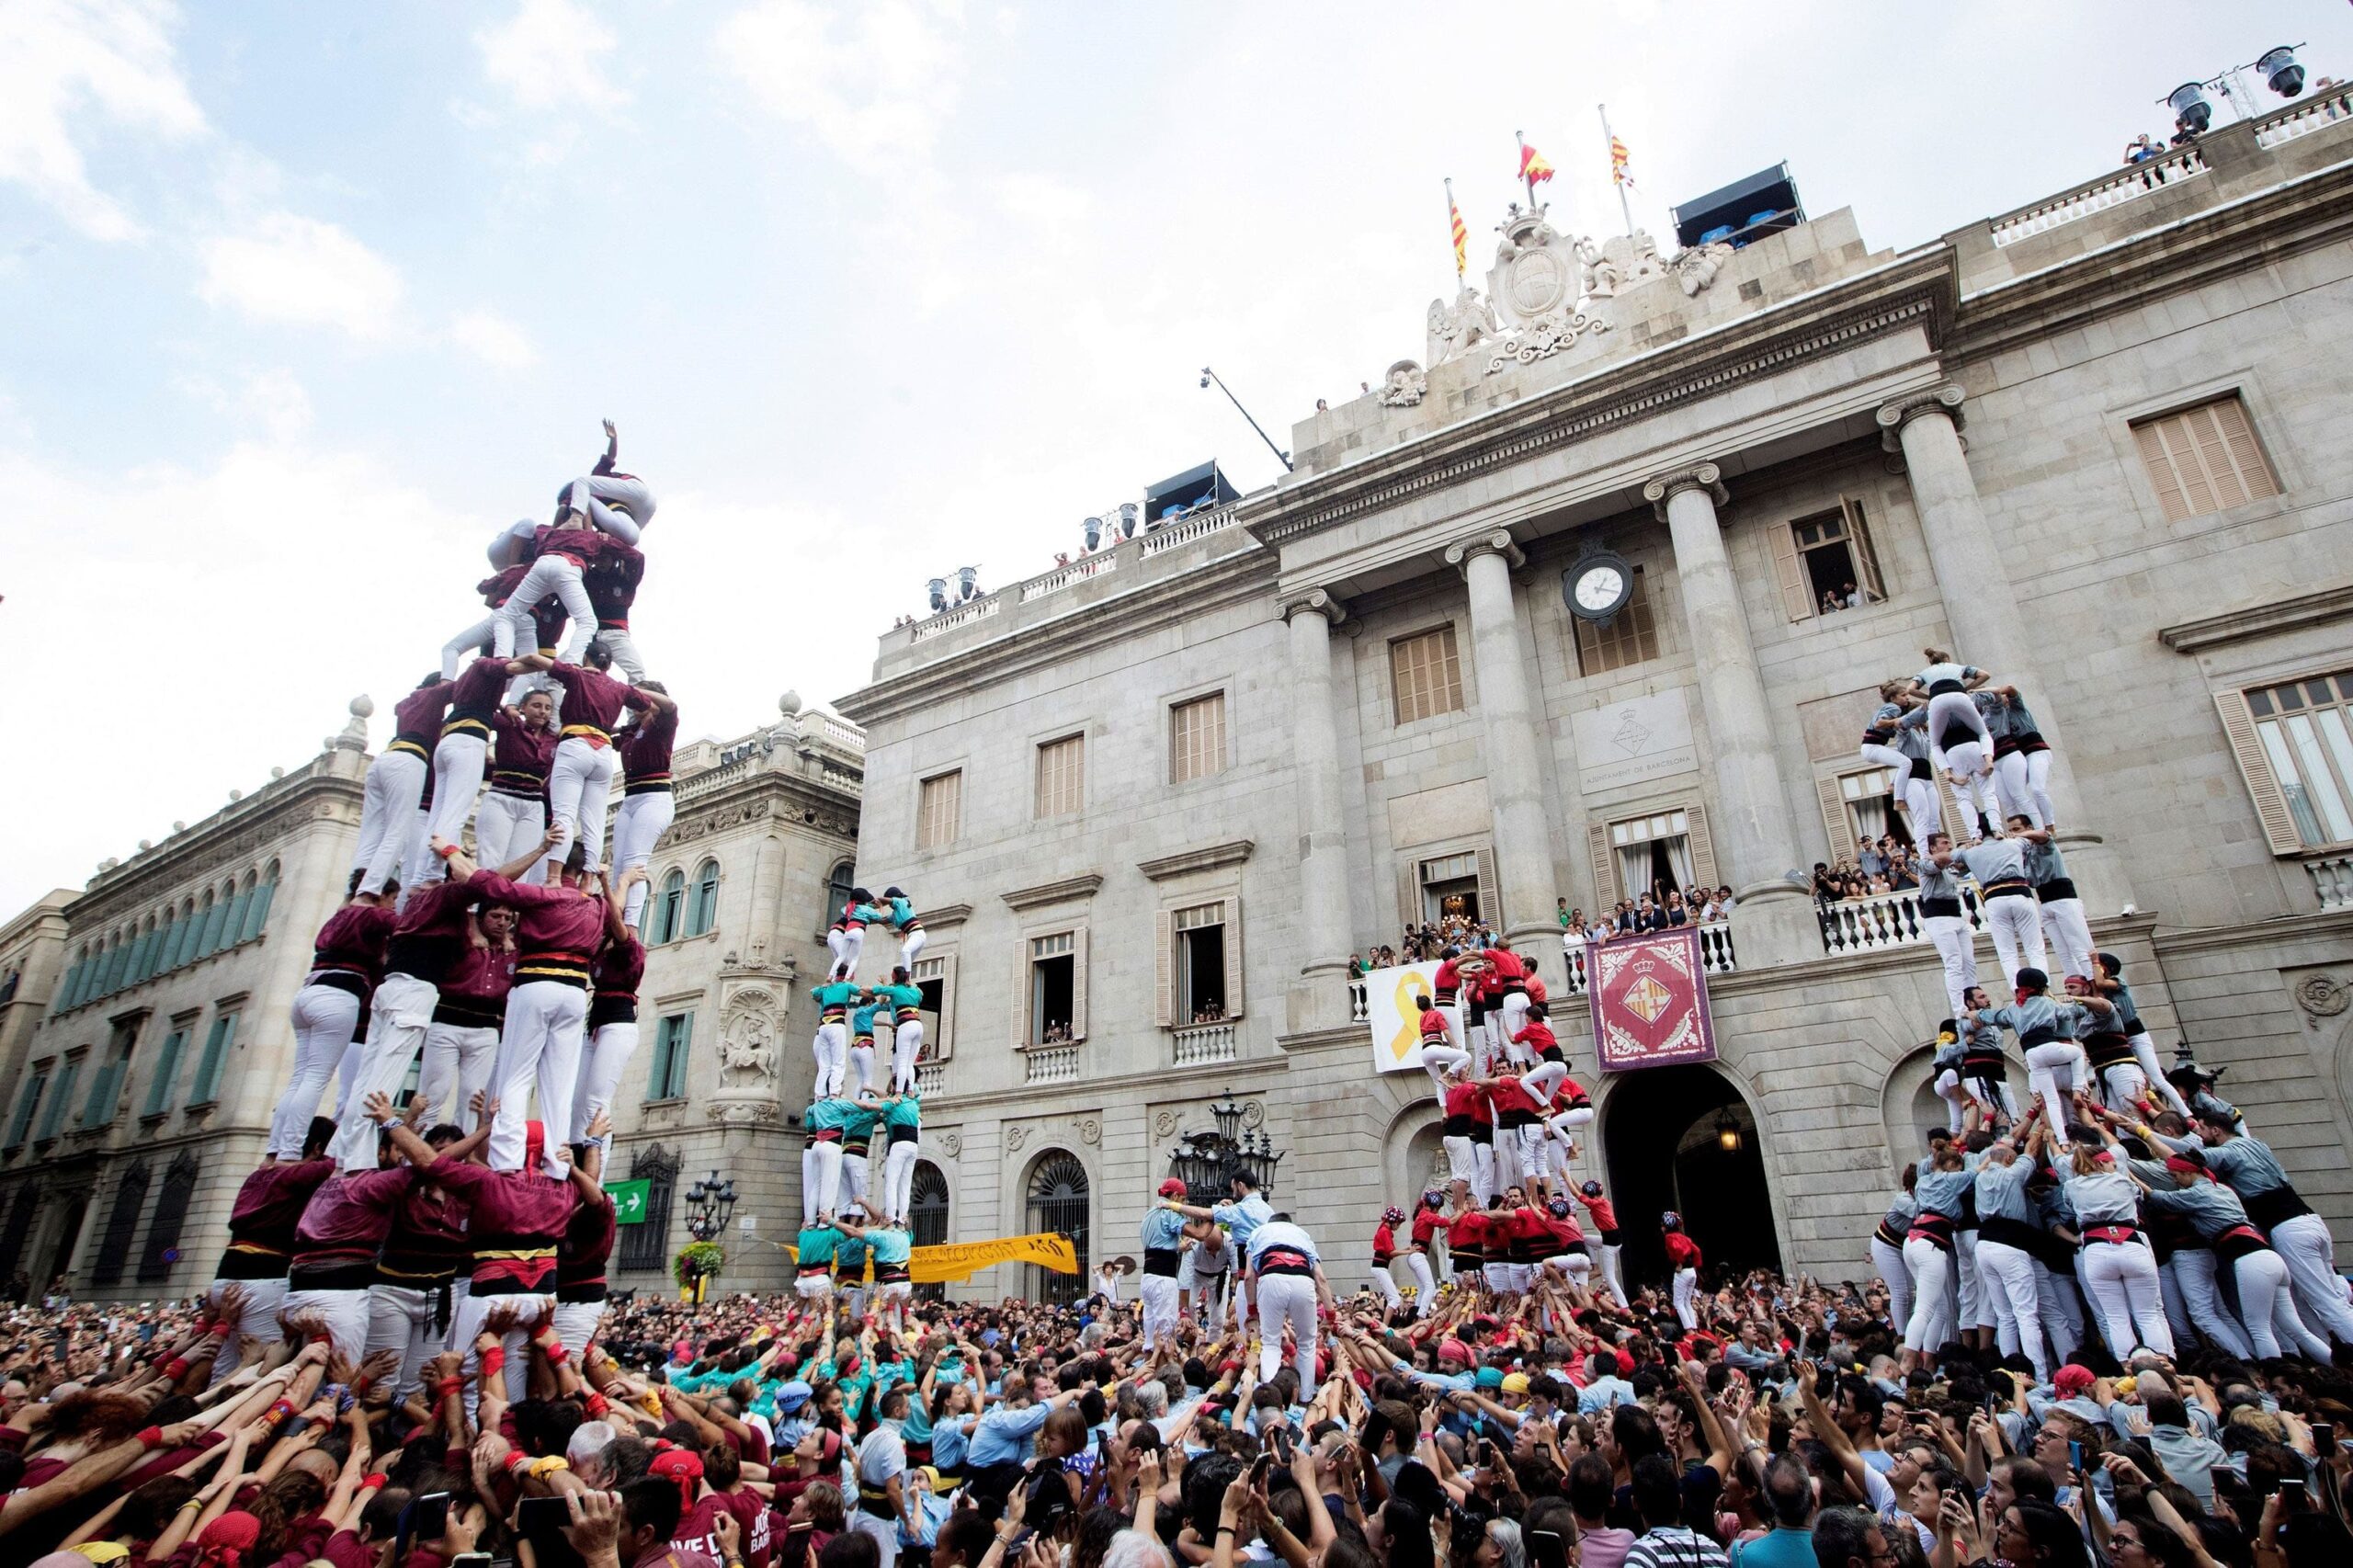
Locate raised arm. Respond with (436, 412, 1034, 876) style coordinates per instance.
(365, 1092, 439, 1167)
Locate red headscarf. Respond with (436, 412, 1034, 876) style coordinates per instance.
(650, 1447, 704, 1513)
(524, 1119, 548, 1173)
(197, 1512, 261, 1568)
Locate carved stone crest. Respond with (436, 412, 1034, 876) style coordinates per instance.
(941, 1131, 963, 1157)
(707, 1099, 780, 1124)
(1485, 210, 1577, 327)
(1077, 1117, 1101, 1147)
(1153, 1110, 1178, 1139)
(1241, 1100, 1266, 1131)
(2295, 973, 2349, 1017)
(1672, 240, 1736, 297)
(1376, 359, 1427, 408)
(1006, 1125, 1030, 1153)
(1484, 310, 1609, 374)
(1426, 285, 1499, 367)
(718, 986, 779, 1082)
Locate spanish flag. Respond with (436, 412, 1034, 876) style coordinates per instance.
(1610, 135, 1635, 188)
(1519, 138, 1556, 186)
(1446, 179, 1468, 276)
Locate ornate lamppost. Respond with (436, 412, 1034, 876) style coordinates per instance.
(675, 1170, 739, 1303)
(1166, 1090, 1285, 1205)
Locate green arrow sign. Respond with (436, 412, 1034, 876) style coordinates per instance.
(606, 1179, 651, 1224)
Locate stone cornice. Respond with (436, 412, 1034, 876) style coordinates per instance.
(1136, 841, 1256, 882)
(71, 764, 360, 926)
(1641, 461, 1729, 522)
(1875, 380, 1966, 449)
(1001, 873, 1104, 912)
(2156, 584, 2353, 653)
(665, 765, 860, 846)
(2144, 905, 2353, 958)
(1441, 528, 1526, 575)
(1242, 248, 1955, 550)
(1279, 588, 1345, 624)
(919, 902, 974, 930)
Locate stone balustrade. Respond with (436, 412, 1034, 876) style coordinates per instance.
(915, 1062, 946, 1096)
(1021, 551, 1120, 603)
(1989, 147, 2209, 246)
(1024, 1044, 1082, 1084)
(1815, 887, 1984, 958)
(1171, 1021, 1238, 1065)
(908, 597, 1001, 642)
(1140, 502, 1241, 556)
(2254, 91, 2353, 149)
(2308, 854, 2353, 913)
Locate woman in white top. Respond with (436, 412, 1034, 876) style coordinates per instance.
(1907, 650, 1994, 775)
(2059, 1115, 2177, 1360)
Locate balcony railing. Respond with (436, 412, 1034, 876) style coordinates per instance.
(1025, 1045, 1082, 1085)
(1347, 982, 1369, 1023)
(915, 1062, 946, 1096)
(1553, 924, 1736, 994)
(1021, 552, 1119, 603)
(1140, 501, 1241, 556)
(1817, 887, 1984, 958)
(2309, 854, 2353, 913)
(1989, 146, 2209, 246)
(1171, 1021, 1238, 1066)
(908, 597, 1001, 642)
(2253, 90, 2353, 149)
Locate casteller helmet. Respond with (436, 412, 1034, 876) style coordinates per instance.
(1422, 1189, 1445, 1209)
(1661, 1210, 1683, 1231)
(1382, 1206, 1406, 1226)
(1548, 1197, 1572, 1217)
(883, 885, 905, 900)
(1580, 1181, 1603, 1198)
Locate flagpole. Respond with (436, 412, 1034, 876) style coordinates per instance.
(1599, 104, 1634, 236)
(1516, 130, 1534, 210)
(1445, 177, 1463, 278)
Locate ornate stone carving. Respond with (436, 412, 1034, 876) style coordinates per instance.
(1077, 1117, 1101, 1147)
(941, 1131, 963, 1157)
(1876, 381, 1968, 450)
(2295, 973, 2349, 1017)
(706, 1099, 780, 1124)
(1426, 285, 1500, 367)
(1483, 308, 1609, 374)
(1442, 529, 1527, 574)
(1376, 359, 1427, 407)
(1672, 241, 1736, 297)
(1241, 1100, 1265, 1131)
(1153, 1110, 1178, 1139)
(1005, 1125, 1030, 1153)
(1279, 589, 1345, 626)
(1642, 462, 1730, 521)
(1572, 230, 1670, 299)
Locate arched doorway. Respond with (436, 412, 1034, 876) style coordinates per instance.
(1601, 1064, 1779, 1288)
(910, 1162, 950, 1301)
(1024, 1152, 1090, 1306)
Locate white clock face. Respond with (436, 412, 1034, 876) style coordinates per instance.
(1574, 565, 1626, 611)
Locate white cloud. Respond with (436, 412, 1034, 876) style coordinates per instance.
(717, 0, 965, 175)
(196, 211, 404, 339)
(181, 366, 313, 440)
(448, 309, 539, 369)
(475, 0, 624, 110)
(0, 0, 206, 240)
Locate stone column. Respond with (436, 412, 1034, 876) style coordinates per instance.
(1878, 384, 2125, 903)
(1284, 592, 1357, 1032)
(1642, 464, 1818, 966)
(1441, 530, 1560, 944)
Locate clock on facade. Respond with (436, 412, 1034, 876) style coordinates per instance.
(1563, 551, 1633, 622)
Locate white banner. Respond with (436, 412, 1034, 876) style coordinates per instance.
(1365, 960, 1461, 1074)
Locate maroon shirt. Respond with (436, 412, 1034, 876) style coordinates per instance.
(383, 878, 478, 984)
(535, 520, 606, 565)
(620, 703, 678, 785)
(489, 710, 558, 797)
(556, 1188, 617, 1297)
(478, 562, 529, 608)
(432, 1161, 579, 1291)
(464, 872, 608, 987)
(531, 597, 570, 654)
(585, 542, 644, 627)
(290, 1165, 416, 1283)
(378, 1176, 472, 1285)
(390, 680, 455, 748)
(546, 661, 651, 742)
(437, 941, 516, 1013)
(218, 1158, 335, 1278)
(443, 656, 510, 732)
(308, 903, 397, 994)
(589, 934, 644, 1029)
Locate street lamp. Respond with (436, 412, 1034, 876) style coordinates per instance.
(1167, 1091, 1285, 1205)
(684, 1171, 739, 1241)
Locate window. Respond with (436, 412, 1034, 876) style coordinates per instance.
(825, 861, 858, 927)
(1770, 499, 1885, 621)
(1035, 736, 1085, 819)
(1025, 1153, 1091, 1306)
(152, 915, 178, 980)
(1816, 767, 1909, 864)
(0, 1186, 39, 1288)
(90, 1162, 150, 1288)
(139, 1151, 200, 1282)
(2222, 670, 2353, 852)
(188, 1011, 237, 1107)
(1391, 626, 1465, 724)
(910, 1162, 951, 1301)
(917, 772, 963, 849)
(1026, 931, 1086, 1045)
(2133, 394, 2280, 523)
(617, 1143, 679, 1272)
(686, 860, 720, 937)
(241, 865, 279, 943)
(1169, 694, 1228, 783)
(1418, 850, 1489, 926)
(1587, 809, 1723, 907)
(913, 952, 956, 1061)
(81, 1020, 138, 1129)
(648, 869, 685, 945)
(648, 1012, 693, 1101)
(37, 1057, 81, 1141)
(1572, 565, 1661, 675)
(5, 1068, 48, 1148)
(1160, 902, 1242, 1026)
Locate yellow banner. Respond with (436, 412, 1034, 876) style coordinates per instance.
(767, 1232, 1080, 1285)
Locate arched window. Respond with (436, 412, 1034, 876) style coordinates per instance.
(910, 1162, 951, 1301)
(1025, 1152, 1091, 1306)
(244, 863, 280, 942)
(90, 1161, 151, 1288)
(192, 892, 220, 960)
(98, 934, 126, 997)
(58, 945, 89, 1011)
(686, 860, 721, 937)
(649, 869, 685, 945)
(825, 862, 858, 927)
(225, 873, 256, 948)
(209, 879, 242, 955)
(138, 1151, 201, 1283)
(153, 912, 179, 978)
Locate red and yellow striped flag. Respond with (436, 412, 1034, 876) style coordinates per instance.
(1519, 140, 1556, 186)
(1610, 135, 1635, 188)
(1447, 185, 1468, 276)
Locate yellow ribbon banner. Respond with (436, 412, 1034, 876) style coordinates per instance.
(768, 1231, 1080, 1285)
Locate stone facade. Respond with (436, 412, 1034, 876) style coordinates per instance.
(841, 106, 2353, 1299)
(0, 699, 861, 1303)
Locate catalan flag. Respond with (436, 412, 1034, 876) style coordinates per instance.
(1518, 138, 1556, 187)
(1610, 134, 1635, 188)
(1446, 179, 1467, 276)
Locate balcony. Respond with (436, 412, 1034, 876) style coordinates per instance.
(915, 1062, 946, 1096)
(2253, 88, 2353, 149)
(1024, 1045, 1082, 1085)
(1021, 552, 1119, 603)
(1989, 146, 2209, 247)
(1815, 887, 1984, 958)
(2308, 854, 2353, 913)
(1171, 1021, 1237, 1066)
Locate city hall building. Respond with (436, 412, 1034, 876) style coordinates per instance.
(840, 103, 2353, 1299)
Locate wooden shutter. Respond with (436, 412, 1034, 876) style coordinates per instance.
(1817, 776, 1857, 862)
(1222, 896, 1245, 1020)
(1685, 802, 1721, 890)
(2212, 397, 2279, 503)
(1586, 824, 1617, 907)
(1843, 498, 1886, 600)
(1154, 910, 1174, 1028)
(1070, 927, 1090, 1041)
(2133, 422, 2188, 522)
(1474, 846, 1501, 928)
(1013, 938, 1032, 1050)
(2213, 690, 2302, 854)
(1769, 523, 1813, 621)
(1397, 861, 1421, 926)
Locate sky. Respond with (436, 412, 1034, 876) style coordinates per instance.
(4, 1, 2347, 915)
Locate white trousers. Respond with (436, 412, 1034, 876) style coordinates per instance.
(1871, 1236, 1914, 1336)
(1974, 1239, 2049, 1381)
(421, 733, 489, 883)
(849, 1041, 876, 1097)
(851, 1510, 900, 1568)
(2034, 1259, 2085, 1360)
(1946, 748, 2000, 837)
(828, 926, 864, 980)
(1927, 692, 1992, 770)
(1935, 1069, 1970, 1134)
(897, 926, 926, 968)
(2234, 1246, 2333, 1361)
(1993, 752, 2044, 829)
(281, 1286, 372, 1363)
(609, 792, 676, 927)
(473, 792, 547, 884)
(453, 1288, 551, 1417)
(1404, 1250, 1438, 1315)
(1141, 1274, 1181, 1349)
(838, 1145, 870, 1212)
(813, 1023, 848, 1097)
(2165, 1250, 2255, 1358)
(1443, 1136, 1495, 1204)
(204, 1276, 290, 1387)
(2271, 1212, 2353, 1346)
(354, 751, 429, 895)
(547, 737, 619, 872)
(881, 1138, 918, 1224)
(497, 557, 595, 663)
(592, 626, 646, 681)
(327, 973, 438, 1171)
(2081, 1240, 2175, 1357)
(1371, 1264, 1404, 1311)
(2131, 1032, 2192, 1117)
(1419, 1046, 1472, 1102)
(2022, 750, 2056, 828)
(2093, 1055, 2147, 1114)
(2039, 898, 2096, 983)
(803, 1142, 842, 1224)
(2025, 1042, 2084, 1142)
(490, 980, 588, 1176)
(1903, 1238, 1953, 1352)
(892, 1020, 924, 1094)
(1900, 773, 1944, 843)
(1982, 895, 2047, 990)
(1672, 1267, 1699, 1329)
(1597, 1241, 1627, 1305)
(552, 1299, 606, 1362)
(563, 472, 654, 541)
(396, 807, 438, 904)
(366, 1281, 462, 1401)
(274, 983, 361, 1158)
(1256, 1273, 1319, 1387)
(1924, 915, 1978, 1018)
(1958, 1233, 1985, 1328)
(420, 1021, 500, 1130)
(443, 615, 502, 680)
(574, 1020, 638, 1152)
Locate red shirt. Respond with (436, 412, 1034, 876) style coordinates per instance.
(464, 871, 608, 987)
(479, 562, 529, 608)
(431, 1161, 579, 1290)
(1410, 1209, 1451, 1247)
(1574, 1189, 1618, 1233)
(1526, 975, 1548, 1006)
(222, 1158, 335, 1269)
(391, 680, 455, 745)
(1441, 1081, 1492, 1135)
(291, 1165, 417, 1279)
(489, 710, 558, 796)
(1486, 1075, 1542, 1123)
(1470, 948, 1526, 1003)
(531, 597, 570, 653)
(1433, 957, 1465, 1005)
(671, 1493, 739, 1562)
(384, 878, 479, 985)
(438, 941, 517, 1009)
(535, 520, 607, 567)
(378, 1176, 472, 1284)
(728, 1486, 774, 1568)
(1665, 1233, 1703, 1270)
(1372, 1221, 1397, 1263)
(1417, 1010, 1450, 1041)
(1451, 1211, 1491, 1258)
(545, 660, 652, 741)
(1512, 1019, 1559, 1058)
(557, 1190, 618, 1294)
(309, 903, 396, 992)
(620, 703, 678, 782)
(1543, 1210, 1586, 1248)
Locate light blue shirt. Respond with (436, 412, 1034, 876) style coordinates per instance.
(965, 1401, 1051, 1467)
(1213, 1194, 1272, 1251)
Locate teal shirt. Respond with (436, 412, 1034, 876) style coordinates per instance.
(852, 902, 893, 925)
(841, 1103, 881, 1142)
(871, 1226, 913, 1265)
(871, 982, 922, 1022)
(850, 1000, 886, 1040)
(797, 1224, 838, 1266)
(882, 1096, 922, 1132)
(807, 1097, 856, 1133)
(813, 980, 861, 1016)
(835, 1231, 870, 1269)
(886, 895, 917, 926)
